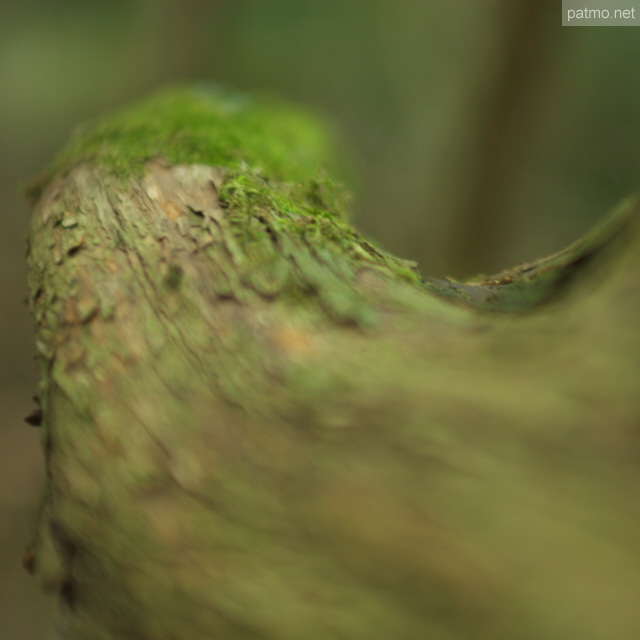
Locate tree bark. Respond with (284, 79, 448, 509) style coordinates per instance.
(25, 88, 640, 640)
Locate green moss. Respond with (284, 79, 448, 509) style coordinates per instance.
(218, 166, 422, 288)
(38, 84, 345, 208)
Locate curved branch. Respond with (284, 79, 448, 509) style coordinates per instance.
(26, 87, 640, 640)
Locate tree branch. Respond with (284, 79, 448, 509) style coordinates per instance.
(25, 87, 640, 640)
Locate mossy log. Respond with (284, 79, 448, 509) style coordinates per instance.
(25, 87, 640, 640)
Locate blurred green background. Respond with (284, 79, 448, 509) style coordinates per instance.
(2, 1, 640, 638)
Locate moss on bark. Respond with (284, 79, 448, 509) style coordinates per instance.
(25, 89, 640, 640)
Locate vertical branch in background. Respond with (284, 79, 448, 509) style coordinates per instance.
(450, 0, 558, 277)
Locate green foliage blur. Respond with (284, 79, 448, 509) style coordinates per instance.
(2, 2, 640, 638)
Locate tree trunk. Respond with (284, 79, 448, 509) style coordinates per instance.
(25, 87, 640, 640)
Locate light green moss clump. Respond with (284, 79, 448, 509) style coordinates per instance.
(37, 83, 348, 219)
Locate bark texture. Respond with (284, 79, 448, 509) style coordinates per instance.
(25, 89, 640, 640)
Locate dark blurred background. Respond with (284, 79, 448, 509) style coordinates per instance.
(2, 2, 640, 638)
